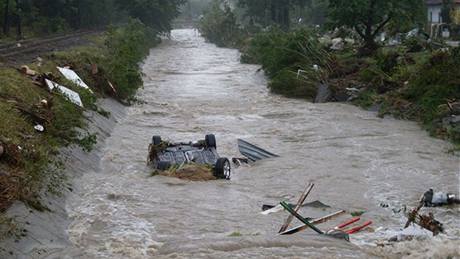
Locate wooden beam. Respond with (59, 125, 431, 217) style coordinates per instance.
(278, 183, 314, 233)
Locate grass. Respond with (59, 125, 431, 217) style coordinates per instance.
(0, 20, 158, 238)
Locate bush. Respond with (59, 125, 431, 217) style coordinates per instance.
(242, 28, 332, 99)
(198, 0, 244, 48)
(104, 19, 158, 101)
(269, 69, 317, 98)
(404, 49, 460, 123)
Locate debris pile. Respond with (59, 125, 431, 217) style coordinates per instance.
(155, 164, 216, 181)
(264, 183, 373, 241)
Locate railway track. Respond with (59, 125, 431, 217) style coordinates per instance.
(0, 30, 101, 64)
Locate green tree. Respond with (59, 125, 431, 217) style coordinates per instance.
(441, 0, 453, 24)
(199, 0, 242, 47)
(328, 0, 425, 54)
(237, 0, 310, 29)
(114, 0, 186, 32)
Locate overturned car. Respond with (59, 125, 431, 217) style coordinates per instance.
(147, 134, 231, 180)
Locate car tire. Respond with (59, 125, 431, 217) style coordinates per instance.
(152, 135, 162, 145)
(157, 161, 171, 170)
(215, 158, 231, 180)
(205, 134, 216, 148)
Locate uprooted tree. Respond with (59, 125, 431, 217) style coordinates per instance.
(327, 0, 425, 54)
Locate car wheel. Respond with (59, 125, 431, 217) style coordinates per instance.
(205, 134, 216, 148)
(157, 161, 171, 170)
(215, 158, 231, 180)
(152, 135, 162, 145)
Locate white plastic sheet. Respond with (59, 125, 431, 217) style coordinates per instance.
(45, 79, 84, 107)
(57, 67, 91, 91)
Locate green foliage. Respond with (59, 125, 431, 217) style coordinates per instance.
(327, 0, 425, 52)
(353, 89, 378, 108)
(114, 0, 186, 32)
(269, 68, 317, 98)
(242, 28, 331, 99)
(404, 49, 460, 124)
(105, 19, 158, 101)
(1, 0, 184, 39)
(77, 133, 98, 152)
(237, 0, 311, 28)
(198, 1, 244, 48)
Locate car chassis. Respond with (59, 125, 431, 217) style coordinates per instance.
(148, 134, 231, 180)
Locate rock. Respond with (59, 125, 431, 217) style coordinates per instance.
(442, 115, 460, 126)
(20, 65, 37, 76)
(0, 144, 4, 158)
(333, 91, 352, 102)
(314, 83, 332, 103)
(368, 104, 382, 113)
(331, 38, 344, 50)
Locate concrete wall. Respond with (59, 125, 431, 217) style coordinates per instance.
(0, 98, 126, 259)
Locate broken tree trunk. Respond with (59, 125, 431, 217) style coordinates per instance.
(279, 183, 314, 233)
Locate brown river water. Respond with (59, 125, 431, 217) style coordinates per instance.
(62, 29, 459, 258)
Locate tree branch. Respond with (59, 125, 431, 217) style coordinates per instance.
(354, 25, 365, 39)
(372, 16, 392, 37)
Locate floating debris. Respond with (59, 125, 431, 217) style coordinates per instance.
(279, 183, 315, 233)
(237, 139, 279, 162)
(422, 188, 460, 207)
(155, 164, 217, 181)
(148, 134, 231, 180)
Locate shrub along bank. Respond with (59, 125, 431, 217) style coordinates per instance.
(198, 5, 460, 148)
(0, 19, 157, 230)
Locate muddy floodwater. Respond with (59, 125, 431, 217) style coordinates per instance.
(63, 29, 459, 258)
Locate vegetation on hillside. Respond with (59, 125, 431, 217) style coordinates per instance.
(0, 0, 185, 40)
(0, 19, 159, 219)
(198, 1, 244, 48)
(199, 1, 460, 147)
(0, 1, 185, 236)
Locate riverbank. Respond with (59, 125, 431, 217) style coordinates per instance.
(0, 20, 156, 256)
(197, 10, 460, 149)
(52, 29, 460, 258)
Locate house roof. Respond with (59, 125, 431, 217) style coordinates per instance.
(426, 0, 460, 5)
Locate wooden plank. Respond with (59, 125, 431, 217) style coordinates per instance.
(280, 210, 346, 235)
(280, 201, 324, 234)
(335, 217, 361, 230)
(278, 183, 314, 233)
(344, 221, 373, 234)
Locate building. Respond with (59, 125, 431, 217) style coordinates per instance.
(426, 0, 460, 24)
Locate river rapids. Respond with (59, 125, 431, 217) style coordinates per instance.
(61, 29, 459, 258)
